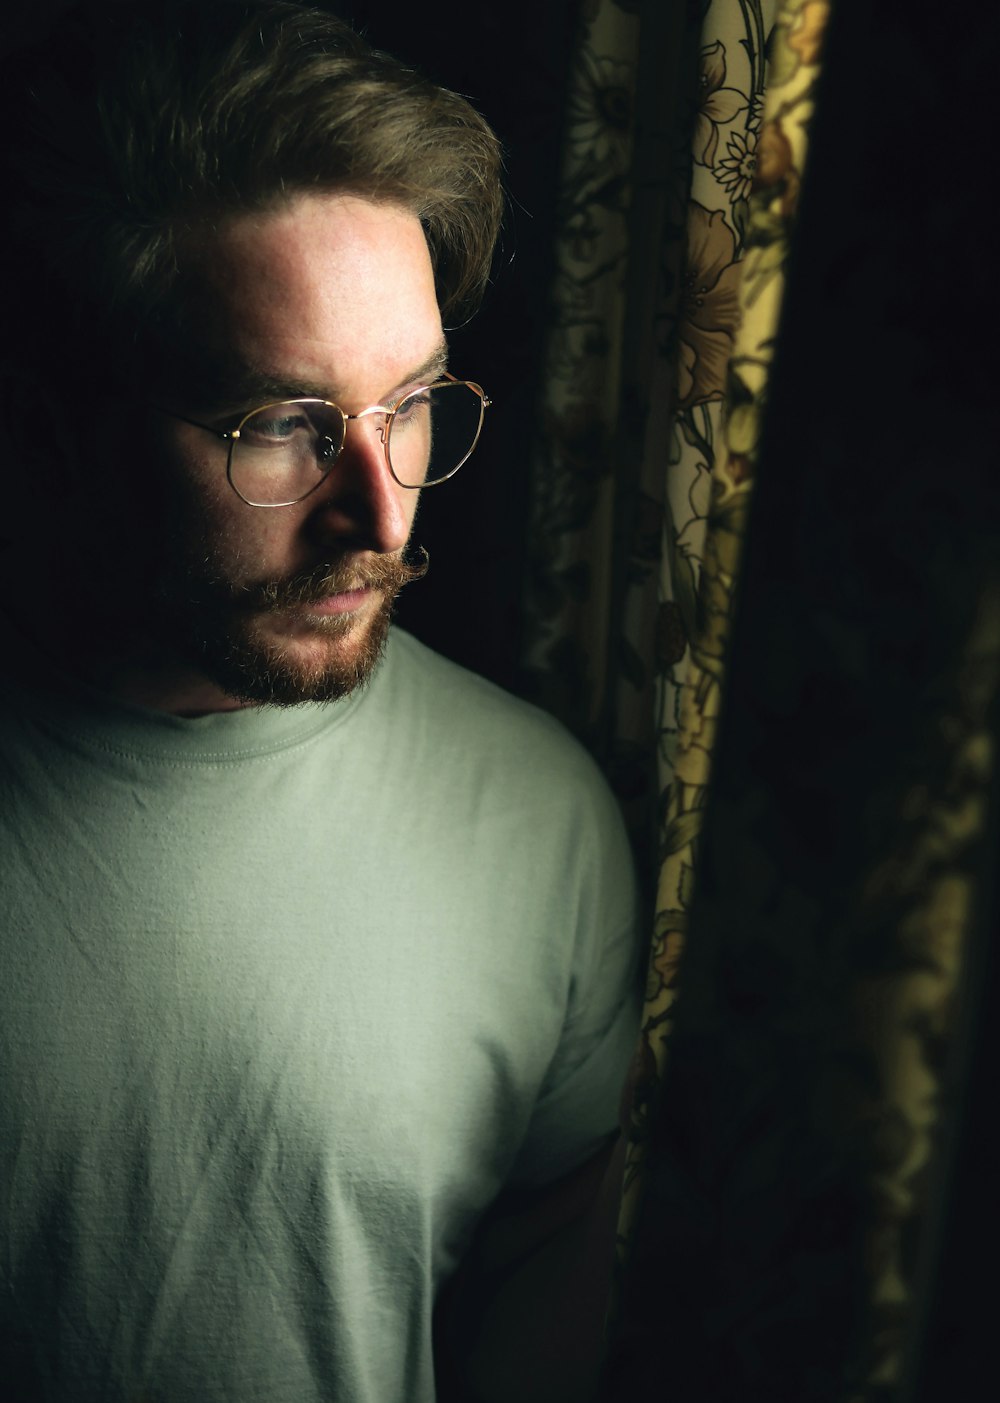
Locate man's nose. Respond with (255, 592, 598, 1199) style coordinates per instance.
(307, 416, 413, 555)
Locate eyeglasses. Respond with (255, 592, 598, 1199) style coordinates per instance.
(155, 373, 491, 508)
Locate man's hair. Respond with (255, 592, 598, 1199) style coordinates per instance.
(1, 0, 504, 384)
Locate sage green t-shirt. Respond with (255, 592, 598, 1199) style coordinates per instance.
(0, 629, 642, 1402)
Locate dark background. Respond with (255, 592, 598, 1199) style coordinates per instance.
(1, 0, 582, 692)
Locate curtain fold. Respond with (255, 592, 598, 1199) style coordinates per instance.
(517, 0, 691, 885)
(625, 0, 827, 1246)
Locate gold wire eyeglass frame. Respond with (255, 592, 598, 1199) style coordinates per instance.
(154, 371, 491, 508)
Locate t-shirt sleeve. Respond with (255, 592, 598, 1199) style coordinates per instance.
(505, 764, 646, 1187)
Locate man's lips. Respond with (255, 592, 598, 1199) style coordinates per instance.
(304, 586, 376, 615)
(233, 552, 416, 614)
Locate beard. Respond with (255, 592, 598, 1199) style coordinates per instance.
(150, 546, 429, 706)
(19, 419, 429, 710)
(33, 428, 429, 709)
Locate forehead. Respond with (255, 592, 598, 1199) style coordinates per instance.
(174, 192, 443, 407)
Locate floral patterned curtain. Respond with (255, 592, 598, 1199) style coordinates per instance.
(519, 0, 795, 1158)
(520, 0, 1000, 1397)
(626, 0, 827, 1224)
(517, 0, 814, 870)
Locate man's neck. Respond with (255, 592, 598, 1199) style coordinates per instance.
(0, 580, 249, 718)
(78, 657, 251, 717)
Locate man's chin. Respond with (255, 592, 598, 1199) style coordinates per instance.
(193, 596, 394, 707)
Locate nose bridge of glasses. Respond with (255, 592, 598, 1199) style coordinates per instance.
(344, 402, 392, 450)
(301, 401, 389, 467)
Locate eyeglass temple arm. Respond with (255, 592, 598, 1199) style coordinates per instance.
(147, 403, 234, 441)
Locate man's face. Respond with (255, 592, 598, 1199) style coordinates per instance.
(95, 193, 444, 709)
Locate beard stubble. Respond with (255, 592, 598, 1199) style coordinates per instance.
(154, 546, 428, 706)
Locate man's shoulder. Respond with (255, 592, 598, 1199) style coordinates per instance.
(379, 628, 637, 929)
(385, 628, 540, 715)
(383, 629, 598, 775)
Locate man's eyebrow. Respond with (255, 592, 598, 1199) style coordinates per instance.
(202, 341, 451, 411)
(396, 341, 450, 391)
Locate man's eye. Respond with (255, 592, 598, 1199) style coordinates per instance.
(241, 411, 311, 444)
(393, 392, 432, 423)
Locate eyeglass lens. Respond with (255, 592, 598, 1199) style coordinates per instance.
(229, 381, 485, 507)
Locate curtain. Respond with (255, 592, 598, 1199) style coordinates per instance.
(623, 0, 826, 1243)
(520, 1, 1000, 1398)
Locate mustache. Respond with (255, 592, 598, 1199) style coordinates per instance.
(236, 545, 429, 612)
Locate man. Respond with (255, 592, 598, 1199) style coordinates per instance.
(0, 4, 643, 1400)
